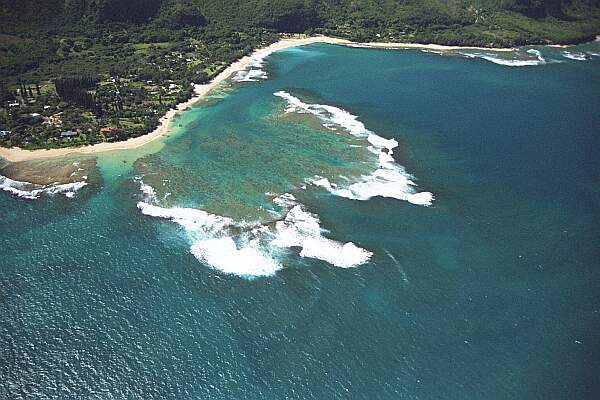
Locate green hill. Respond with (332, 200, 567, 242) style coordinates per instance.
(1, 0, 599, 45)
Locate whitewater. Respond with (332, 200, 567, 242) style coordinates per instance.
(133, 88, 433, 277)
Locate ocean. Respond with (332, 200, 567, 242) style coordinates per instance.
(1, 43, 599, 399)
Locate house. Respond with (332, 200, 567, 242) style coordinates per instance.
(100, 127, 114, 133)
(44, 114, 62, 126)
(61, 130, 78, 137)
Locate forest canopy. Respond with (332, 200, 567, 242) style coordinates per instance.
(0, 0, 599, 45)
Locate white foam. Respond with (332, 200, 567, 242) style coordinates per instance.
(272, 192, 297, 210)
(275, 91, 374, 141)
(248, 54, 267, 68)
(46, 181, 88, 198)
(311, 177, 334, 189)
(272, 205, 322, 247)
(137, 181, 373, 274)
(272, 205, 372, 268)
(136, 178, 159, 203)
(137, 202, 233, 233)
(190, 237, 282, 277)
(232, 69, 268, 82)
(274, 91, 433, 205)
(135, 94, 437, 276)
(300, 239, 372, 268)
(136, 190, 282, 276)
(562, 51, 588, 61)
(461, 50, 546, 66)
(0, 174, 87, 200)
(421, 49, 444, 55)
(309, 168, 433, 205)
(232, 54, 269, 82)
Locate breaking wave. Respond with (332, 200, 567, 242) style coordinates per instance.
(273, 91, 433, 206)
(232, 54, 269, 82)
(272, 203, 372, 268)
(460, 49, 546, 67)
(0, 174, 87, 200)
(136, 182, 372, 278)
(349, 44, 552, 67)
(562, 51, 588, 61)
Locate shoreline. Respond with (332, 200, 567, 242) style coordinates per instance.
(0, 36, 350, 162)
(347, 41, 514, 52)
(0, 35, 552, 162)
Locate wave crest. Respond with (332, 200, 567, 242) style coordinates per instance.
(0, 174, 87, 200)
(232, 54, 269, 82)
(562, 51, 588, 61)
(136, 181, 372, 277)
(274, 91, 433, 205)
(460, 49, 546, 66)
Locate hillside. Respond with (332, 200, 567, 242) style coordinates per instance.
(1, 0, 599, 45)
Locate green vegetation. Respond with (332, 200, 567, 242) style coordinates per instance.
(0, 25, 277, 148)
(0, 0, 598, 149)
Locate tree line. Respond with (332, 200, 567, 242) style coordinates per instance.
(54, 77, 98, 111)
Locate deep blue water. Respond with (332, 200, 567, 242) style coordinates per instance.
(1, 44, 599, 399)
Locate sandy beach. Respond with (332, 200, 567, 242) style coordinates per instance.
(0, 35, 515, 162)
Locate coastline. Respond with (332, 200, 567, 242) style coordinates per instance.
(0, 36, 350, 162)
(0, 35, 519, 162)
(347, 41, 514, 52)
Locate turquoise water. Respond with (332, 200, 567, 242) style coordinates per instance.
(1, 44, 599, 398)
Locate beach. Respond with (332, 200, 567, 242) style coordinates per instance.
(0, 36, 347, 162)
(0, 35, 519, 163)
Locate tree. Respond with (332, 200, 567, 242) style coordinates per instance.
(158, 0, 208, 28)
(0, 84, 15, 103)
(54, 77, 98, 111)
